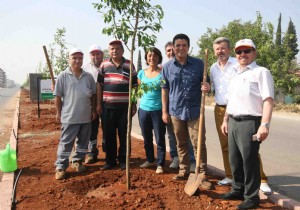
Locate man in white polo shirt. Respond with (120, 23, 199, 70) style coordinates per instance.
(220, 39, 274, 209)
(53, 48, 97, 180)
(82, 45, 104, 164)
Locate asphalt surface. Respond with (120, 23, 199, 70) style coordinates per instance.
(132, 105, 300, 202)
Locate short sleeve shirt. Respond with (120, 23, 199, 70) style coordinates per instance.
(137, 69, 162, 111)
(53, 67, 96, 124)
(83, 63, 99, 82)
(161, 56, 205, 121)
(97, 57, 137, 109)
(226, 61, 274, 116)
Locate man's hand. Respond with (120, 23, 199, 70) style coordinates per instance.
(162, 112, 170, 124)
(131, 104, 137, 117)
(91, 110, 97, 121)
(201, 81, 210, 93)
(56, 113, 61, 123)
(256, 126, 269, 141)
(96, 104, 102, 115)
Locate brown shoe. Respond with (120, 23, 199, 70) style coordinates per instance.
(201, 178, 212, 190)
(72, 161, 86, 172)
(85, 155, 97, 164)
(55, 169, 66, 180)
(173, 172, 189, 180)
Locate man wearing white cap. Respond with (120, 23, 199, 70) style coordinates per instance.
(53, 48, 97, 180)
(220, 39, 274, 209)
(211, 37, 272, 195)
(82, 45, 104, 164)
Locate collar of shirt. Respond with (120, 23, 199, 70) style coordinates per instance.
(109, 57, 126, 67)
(173, 55, 192, 66)
(235, 61, 257, 74)
(216, 56, 236, 69)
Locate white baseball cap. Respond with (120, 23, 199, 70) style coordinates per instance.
(89, 45, 102, 53)
(235, 39, 256, 50)
(69, 48, 83, 55)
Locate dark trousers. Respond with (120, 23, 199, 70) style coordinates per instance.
(88, 116, 99, 158)
(138, 108, 166, 166)
(228, 116, 261, 202)
(100, 103, 106, 153)
(103, 105, 128, 165)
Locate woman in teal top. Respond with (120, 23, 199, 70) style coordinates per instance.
(138, 47, 166, 174)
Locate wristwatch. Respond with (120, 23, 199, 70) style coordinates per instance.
(261, 122, 270, 128)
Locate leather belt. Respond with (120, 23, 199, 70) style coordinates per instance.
(216, 104, 227, 108)
(229, 115, 261, 121)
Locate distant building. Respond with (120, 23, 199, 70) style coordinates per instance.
(6, 79, 15, 88)
(0, 68, 7, 88)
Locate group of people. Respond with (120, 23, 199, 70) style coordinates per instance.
(53, 33, 274, 209)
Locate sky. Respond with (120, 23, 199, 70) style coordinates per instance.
(1, 0, 300, 85)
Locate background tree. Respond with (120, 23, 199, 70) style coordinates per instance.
(275, 13, 282, 46)
(51, 27, 69, 76)
(35, 27, 69, 79)
(93, 0, 163, 189)
(102, 49, 110, 59)
(197, 12, 300, 98)
(282, 18, 299, 62)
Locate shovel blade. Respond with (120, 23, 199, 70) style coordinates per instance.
(184, 173, 202, 196)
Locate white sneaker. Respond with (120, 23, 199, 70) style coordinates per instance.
(169, 157, 179, 169)
(260, 182, 272, 194)
(217, 177, 232, 185)
(140, 161, 155, 168)
(156, 166, 164, 174)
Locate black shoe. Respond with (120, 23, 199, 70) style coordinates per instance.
(220, 191, 244, 200)
(119, 163, 126, 170)
(102, 164, 116, 170)
(236, 200, 259, 209)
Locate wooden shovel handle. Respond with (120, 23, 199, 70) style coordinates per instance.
(195, 49, 208, 175)
(42, 46, 55, 87)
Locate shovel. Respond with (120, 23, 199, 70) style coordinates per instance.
(184, 49, 209, 196)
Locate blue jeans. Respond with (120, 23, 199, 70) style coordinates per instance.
(138, 108, 166, 166)
(166, 123, 195, 162)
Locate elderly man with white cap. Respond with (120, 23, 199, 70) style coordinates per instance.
(82, 45, 104, 164)
(220, 39, 274, 209)
(53, 48, 97, 180)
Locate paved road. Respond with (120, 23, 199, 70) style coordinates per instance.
(131, 106, 300, 202)
(0, 88, 20, 150)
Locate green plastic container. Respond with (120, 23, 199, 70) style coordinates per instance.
(0, 143, 17, 172)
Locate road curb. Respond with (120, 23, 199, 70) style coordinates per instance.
(0, 97, 19, 210)
(131, 131, 300, 210)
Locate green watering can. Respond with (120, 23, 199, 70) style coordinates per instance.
(0, 143, 17, 172)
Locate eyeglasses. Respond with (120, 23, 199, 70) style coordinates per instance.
(235, 49, 253, 55)
(166, 49, 172, 52)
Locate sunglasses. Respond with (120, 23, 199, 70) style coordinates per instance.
(235, 49, 253, 55)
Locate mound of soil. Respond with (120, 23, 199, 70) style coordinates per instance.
(15, 89, 284, 209)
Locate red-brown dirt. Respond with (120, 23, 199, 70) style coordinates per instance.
(15, 89, 285, 209)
